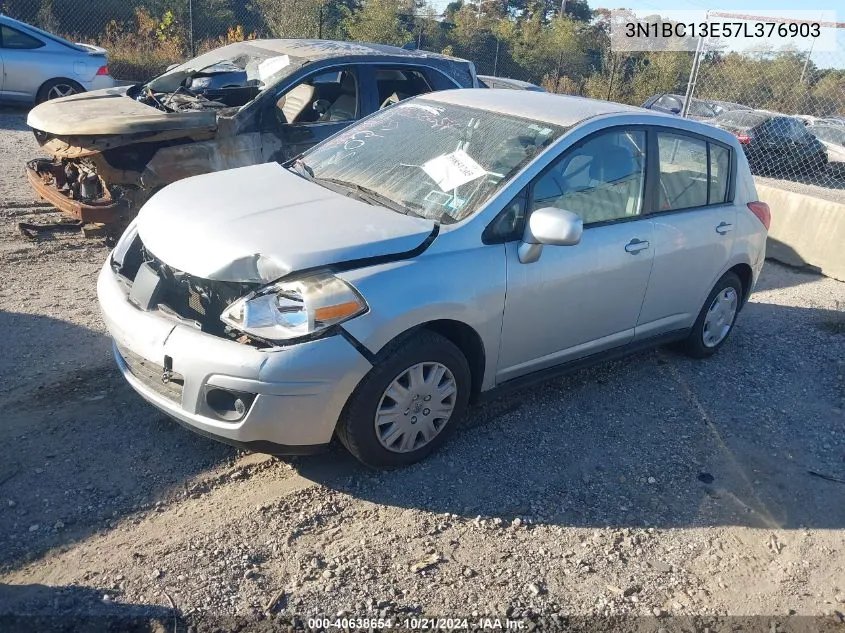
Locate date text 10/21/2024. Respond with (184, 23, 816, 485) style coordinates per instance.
(306, 617, 526, 630)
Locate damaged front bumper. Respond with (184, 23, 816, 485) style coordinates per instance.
(26, 158, 127, 224)
(97, 259, 373, 453)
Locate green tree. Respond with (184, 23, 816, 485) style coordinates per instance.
(344, 0, 415, 46)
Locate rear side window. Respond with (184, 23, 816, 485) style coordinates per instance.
(657, 132, 731, 211)
(375, 67, 434, 109)
(1, 25, 45, 49)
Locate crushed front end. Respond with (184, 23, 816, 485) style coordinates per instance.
(26, 157, 126, 224)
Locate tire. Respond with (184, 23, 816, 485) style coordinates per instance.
(337, 330, 471, 468)
(683, 271, 743, 359)
(36, 78, 84, 104)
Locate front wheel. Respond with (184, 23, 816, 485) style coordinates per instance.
(337, 331, 471, 468)
(683, 271, 743, 358)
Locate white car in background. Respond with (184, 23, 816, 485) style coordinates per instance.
(0, 14, 114, 104)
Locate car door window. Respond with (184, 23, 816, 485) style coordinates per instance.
(709, 144, 730, 204)
(275, 67, 358, 125)
(375, 67, 434, 109)
(657, 132, 734, 210)
(529, 129, 646, 225)
(656, 95, 681, 111)
(1, 25, 44, 49)
(657, 133, 708, 210)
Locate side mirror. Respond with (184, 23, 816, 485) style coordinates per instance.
(670, 106, 681, 114)
(518, 207, 583, 264)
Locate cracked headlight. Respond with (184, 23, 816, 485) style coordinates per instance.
(220, 273, 367, 342)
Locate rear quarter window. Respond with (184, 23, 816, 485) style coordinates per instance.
(1, 25, 45, 49)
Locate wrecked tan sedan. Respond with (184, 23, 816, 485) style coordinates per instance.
(26, 39, 478, 225)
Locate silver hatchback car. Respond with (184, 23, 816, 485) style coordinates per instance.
(98, 90, 770, 467)
(0, 15, 114, 104)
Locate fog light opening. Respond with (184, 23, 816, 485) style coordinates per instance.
(204, 388, 256, 422)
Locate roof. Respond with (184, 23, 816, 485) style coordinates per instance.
(422, 89, 646, 127)
(219, 39, 464, 63)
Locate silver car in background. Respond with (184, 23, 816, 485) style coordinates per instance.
(0, 15, 114, 104)
(98, 90, 770, 467)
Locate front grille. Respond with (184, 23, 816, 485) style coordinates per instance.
(114, 234, 258, 335)
(117, 344, 184, 404)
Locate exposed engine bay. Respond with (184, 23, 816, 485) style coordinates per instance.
(128, 83, 260, 113)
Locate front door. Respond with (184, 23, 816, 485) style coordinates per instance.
(497, 128, 655, 382)
(261, 65, 364, 163)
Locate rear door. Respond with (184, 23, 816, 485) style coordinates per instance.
(635, 129, 737, 339)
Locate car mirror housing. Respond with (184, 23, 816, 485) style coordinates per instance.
(518, 207, 583, 264)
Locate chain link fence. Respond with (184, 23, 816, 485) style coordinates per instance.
(3, 1, 844, 197)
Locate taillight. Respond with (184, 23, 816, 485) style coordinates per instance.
(747, 201, 770, 230)
(735, 133, 751, 145)
(96, 65, 110, 76)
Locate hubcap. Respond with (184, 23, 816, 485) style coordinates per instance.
(374, 362, 457, 453)
(47, 84, 77, 100)
(702, 287, 738, 348)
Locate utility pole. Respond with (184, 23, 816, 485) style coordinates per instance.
(681, 10, 708, 117)
(560, 0, 566, 17)
(318, 3, 323, 38)
(188, 0, 194, 57)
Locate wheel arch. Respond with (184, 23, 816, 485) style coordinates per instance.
(36, 77, 85, 103)
(352, 319, 487, 404)
(726, 262, 753, 308)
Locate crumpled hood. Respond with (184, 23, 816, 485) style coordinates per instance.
(136, 162, 436, 283)
(27, 86, 217, 136)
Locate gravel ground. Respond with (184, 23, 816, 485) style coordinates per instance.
(1, 107, 844, 632)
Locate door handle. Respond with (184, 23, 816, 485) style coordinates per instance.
(625, 238, 650, 254)
(716, 222, 733, 235)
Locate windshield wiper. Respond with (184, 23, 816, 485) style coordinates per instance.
(306, 177, 424, 218)
(345, 183, 424, 218)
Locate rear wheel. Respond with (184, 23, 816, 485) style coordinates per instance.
(36, 78, 84, 103)
(684, 271, 743, 358)
(337, 331, 471, 468)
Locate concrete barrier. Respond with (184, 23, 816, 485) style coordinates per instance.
(756, 182, 845, 282)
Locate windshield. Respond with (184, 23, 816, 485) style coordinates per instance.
(145, 42, 305, 93)
(767, 117, 812, 141)
(296, 100, 565, 224)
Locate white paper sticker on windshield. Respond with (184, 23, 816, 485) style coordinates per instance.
(422, 149, 486, 192)
(257, 55, 291, 82)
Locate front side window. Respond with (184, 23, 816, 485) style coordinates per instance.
(529, 129, 646, 225)
(1, 25, 44, 49)
(296, 100, 565, 224)
(276, 67, 358, 125)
